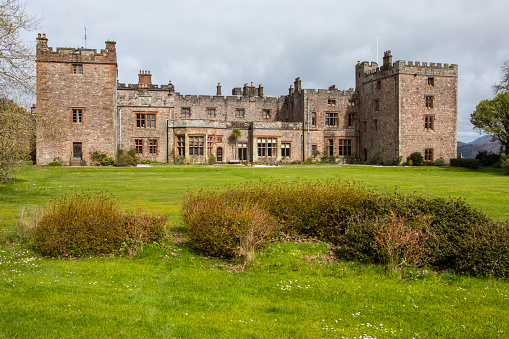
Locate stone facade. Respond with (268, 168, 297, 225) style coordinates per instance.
(35, 36, 458, 166)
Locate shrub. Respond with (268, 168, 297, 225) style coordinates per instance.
(116, 147, 138, 167)
(475, 151, 501, 167)
(101, 157, 115, 166)
(434, 158, 445, 166)
(90, 151, 107, 165)
(122, 210, 168, 256)
(48, 161, 62, 166)
(372, 213, 430, 270)
(182, 191, 277, 259)
(407, 152, 423, 166)
(455, 221, 509, 278)
(207, 154, 217, 165)
(450, 158, 480, 169)
(32, 192, 125, 257)
(31, 192, 167, 257)
(116, 153, 136, 167)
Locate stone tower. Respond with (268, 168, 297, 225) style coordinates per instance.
(355, 50, 458, 164)
(35, 33, 117, 165)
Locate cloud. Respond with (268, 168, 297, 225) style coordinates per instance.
(23, 0, 509, 142)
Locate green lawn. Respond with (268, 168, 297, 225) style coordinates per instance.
(0, 164, 508, 338)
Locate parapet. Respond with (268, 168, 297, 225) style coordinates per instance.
(36, 33, 116, 64)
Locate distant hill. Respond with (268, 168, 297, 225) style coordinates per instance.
(457, 135, 502, 158)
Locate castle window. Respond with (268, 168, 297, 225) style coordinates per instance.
(428, 77, 435, 87)
(182, 107, 191, 117)
(189, 136, 204, 156)
(257, 138, 277, 158)
(236, 109, 245, 118)
(338, 139, 352, 156)
(177, 136, 185, 156)
(349, 100, 356, 107)
(425, 95, 434, 109)
(425, 148, 434, 161)
(207, 108, 216, 117)
(325, 113, 338, 127)
(281, 143, 291, 157)
(374, 99, 380, 111)
(134, 139, 143, 154)
(207, 136, 214, 155)
(311, 112, 316, 126)
(327, 139, 334, 156)
(362, 121, 367, 132)
(311, 145, 317, 156)
(328, 99, 337, 106)
(262, 109, 271, 119)
(347, 113, 353, 127)
(424, 115, 435, 130)
(72, 64, 83, 75)
(72, 108, 83, 124)
(238, 142, 248, 161)
(136, 113, 156, 128)
(376, 80, 381, 90)
(149, 139, 158, 154)
(374, 119, 378, 131)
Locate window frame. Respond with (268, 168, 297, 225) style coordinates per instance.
(325, 112, 338, 127)
(72, 64, 83, 75)
(424, 114, 435, 130)
(311, 112, 316, 126)
(327, 139, 334, 156)
(262, 109, 271, 119)
(257, 137, 277, 158)
(281, 142, 291, 158)
(135, 113, 156, 128)
(337, 139, 352, 156)
(425, 148, 434, 161)
(134, 139, 143, 154)
(328, 99, 337, 106)
(182, 107, 191, 117)
(207, 108, 216, 118)
(72, 108, 83, 124)
(177, 136, 185, 156)
(238, 142, 248, 161)
(425, 95, 434, 109)
(347, 113, 353, 127)
(149, 139, 158, 155)
(428, 77, 435, 87)
(236, 109, 245, 118)
(189, 136, 204, 156)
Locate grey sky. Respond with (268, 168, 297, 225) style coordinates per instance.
(24, 0, 509, 142)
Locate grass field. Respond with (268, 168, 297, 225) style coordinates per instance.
(1, 164, 508, 338)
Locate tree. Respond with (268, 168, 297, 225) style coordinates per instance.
(0, 0, 40, 98)
(230, 128, 241, 159)
(470, 92, 509, 155)
(0, 0, 40, 183)
(0, 98, 34, 183)
(493, 61, 509, 94)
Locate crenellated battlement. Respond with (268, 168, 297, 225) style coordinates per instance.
(36, 33, 116, 64)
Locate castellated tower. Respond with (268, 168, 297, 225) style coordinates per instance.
(355, 51, 458, 164)
(35, 33, 117, 165)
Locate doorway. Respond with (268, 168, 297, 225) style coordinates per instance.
(216, 147, 223, 162)
(73, 142, 83, 160)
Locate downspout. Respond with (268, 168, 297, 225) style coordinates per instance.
(306, 97, 310, 159)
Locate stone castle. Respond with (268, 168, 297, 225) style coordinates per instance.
(35, 34, 458, 165)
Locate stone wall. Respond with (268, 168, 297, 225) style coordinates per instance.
(35, 34, 117, 165)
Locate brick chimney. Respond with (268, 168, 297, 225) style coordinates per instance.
(216, 83, 221, 96)
(258, 84, 263, 97)
(138, 70, 152, 87)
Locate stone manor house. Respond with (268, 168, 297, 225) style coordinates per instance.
(35, 34, 458, 165)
